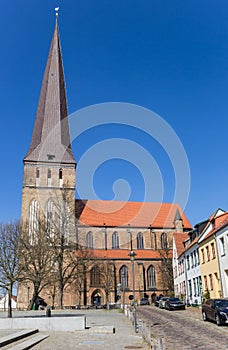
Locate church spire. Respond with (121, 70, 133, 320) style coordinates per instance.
(24, 17, 75, 164)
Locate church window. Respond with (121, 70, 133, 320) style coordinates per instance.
(90, 266, 101, 286)
(112, 231, 119, 249)
(36, 168, 40, 186)
(28, 199, 39, 244)
(36, 168, 40, 178)
(59, 169, 63, 187)
(47, 169, 52, 187)
(137, 232, 144, 249)
(46, 199, 55, 239)
(120, 265, 128, 288)
(86, 231, 93, 249)
(161, 232, 168, 249)
(59, 201, 70, 242)
(147, 265, 156, 289)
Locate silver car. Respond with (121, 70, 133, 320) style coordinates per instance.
(159, 297, 169, 309)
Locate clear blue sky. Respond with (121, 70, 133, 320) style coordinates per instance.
(1, 0, 228, 226)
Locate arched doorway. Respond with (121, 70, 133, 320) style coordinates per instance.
(91, 289, 102, 307)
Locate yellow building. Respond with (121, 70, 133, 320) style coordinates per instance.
(198, 211, 225, 299)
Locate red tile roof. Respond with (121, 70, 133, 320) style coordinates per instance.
(87, 249, 169, 260)
(200, 212, 228, 242)
(75, 200, 192, 229)
(173, 233, 189, 257)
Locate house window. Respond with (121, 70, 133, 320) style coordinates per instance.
(193, 278, 197, 297)
(188, 280, 192, 297)
(201, 248, 205, 264)
(161, 232, 168, 249)
(206, 246, 210, 261)
(90, 266, 101, 286)
(209, 274, 213, 290)
(86, 231, 93, 249)
(204, 275, 208, 291)
(147, 265, 156, 289)
(219, 237, 225, 256)
(137, 232, 144, 249)
(191, 252, 194, 268)
(187, 255, 190, 270)
(211, 243, 216, 259)
(112, 231, 119, 249)
(120, 265, 128, 288)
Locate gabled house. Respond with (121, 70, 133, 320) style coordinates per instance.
(214, 215, 228, 297)
(198, 210, 227, 299)
(173, 233, 189, 298)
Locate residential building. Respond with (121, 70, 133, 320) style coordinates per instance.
(198, 210, 227, 299)
(214, 215, 228, 297)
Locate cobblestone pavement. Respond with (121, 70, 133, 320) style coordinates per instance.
(137, 306, 228, 350)
(0, 309, 148, 350)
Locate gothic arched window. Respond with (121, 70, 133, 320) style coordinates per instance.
(112, 231, 119, 249)
(29, 199, 39, 244)
(161, 232, 168, 249)
(46, 199, 55, 238)
(137, 232, 144, 249)
(86, 231, 93, 249)
(147, 265, 156, 289)
(90, 266, 101, 286)
(120, 265, 128, 288)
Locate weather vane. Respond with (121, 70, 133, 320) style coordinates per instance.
(55, 7, 60, 17)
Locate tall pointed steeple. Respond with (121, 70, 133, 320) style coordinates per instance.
(25, 18, 75, 164)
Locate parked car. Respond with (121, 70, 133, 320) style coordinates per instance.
(154, 296, 162, 307)
(140, 298, 149, 305)
(164, 297, 185, 311)
(159, 297, 169, 309)
(202, 299, 228, 326)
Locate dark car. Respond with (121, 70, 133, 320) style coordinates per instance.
(140, 298, 149, 305)
(165, 297, 185, 311)
(154, 296, 162, 307)
(202, 299, 228, 326)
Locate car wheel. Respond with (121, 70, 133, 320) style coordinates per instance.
(216, 314, 222, 326)
(202, 311, 207, 321)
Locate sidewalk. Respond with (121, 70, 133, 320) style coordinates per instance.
(0, 309, 148, 350)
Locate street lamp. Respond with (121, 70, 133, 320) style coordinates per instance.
(128, 250, 137, 332)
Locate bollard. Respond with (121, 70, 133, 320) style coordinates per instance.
(46, 306, 51, 317)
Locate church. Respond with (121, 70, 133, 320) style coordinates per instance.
(17, 17, 191, 308)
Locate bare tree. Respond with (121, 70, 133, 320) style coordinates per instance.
(19, 220, 56, 310)
(98, 260, 115, 307)
(0, 221, 21, 317)
(158, 247, 174, 294)
(46, 187, 78, 308)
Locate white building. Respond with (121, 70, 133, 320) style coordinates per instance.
(0, 294, 17, 310)
(173, 233, 189, 299)
(215, 220, 228, 298)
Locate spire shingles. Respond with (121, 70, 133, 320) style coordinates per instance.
(24, 19, 75, 164)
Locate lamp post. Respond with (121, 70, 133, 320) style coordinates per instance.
(129, 250, 137, 332)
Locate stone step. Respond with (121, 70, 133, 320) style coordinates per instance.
(0, 329, 39, 348)
(8, 334, 49, 350)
